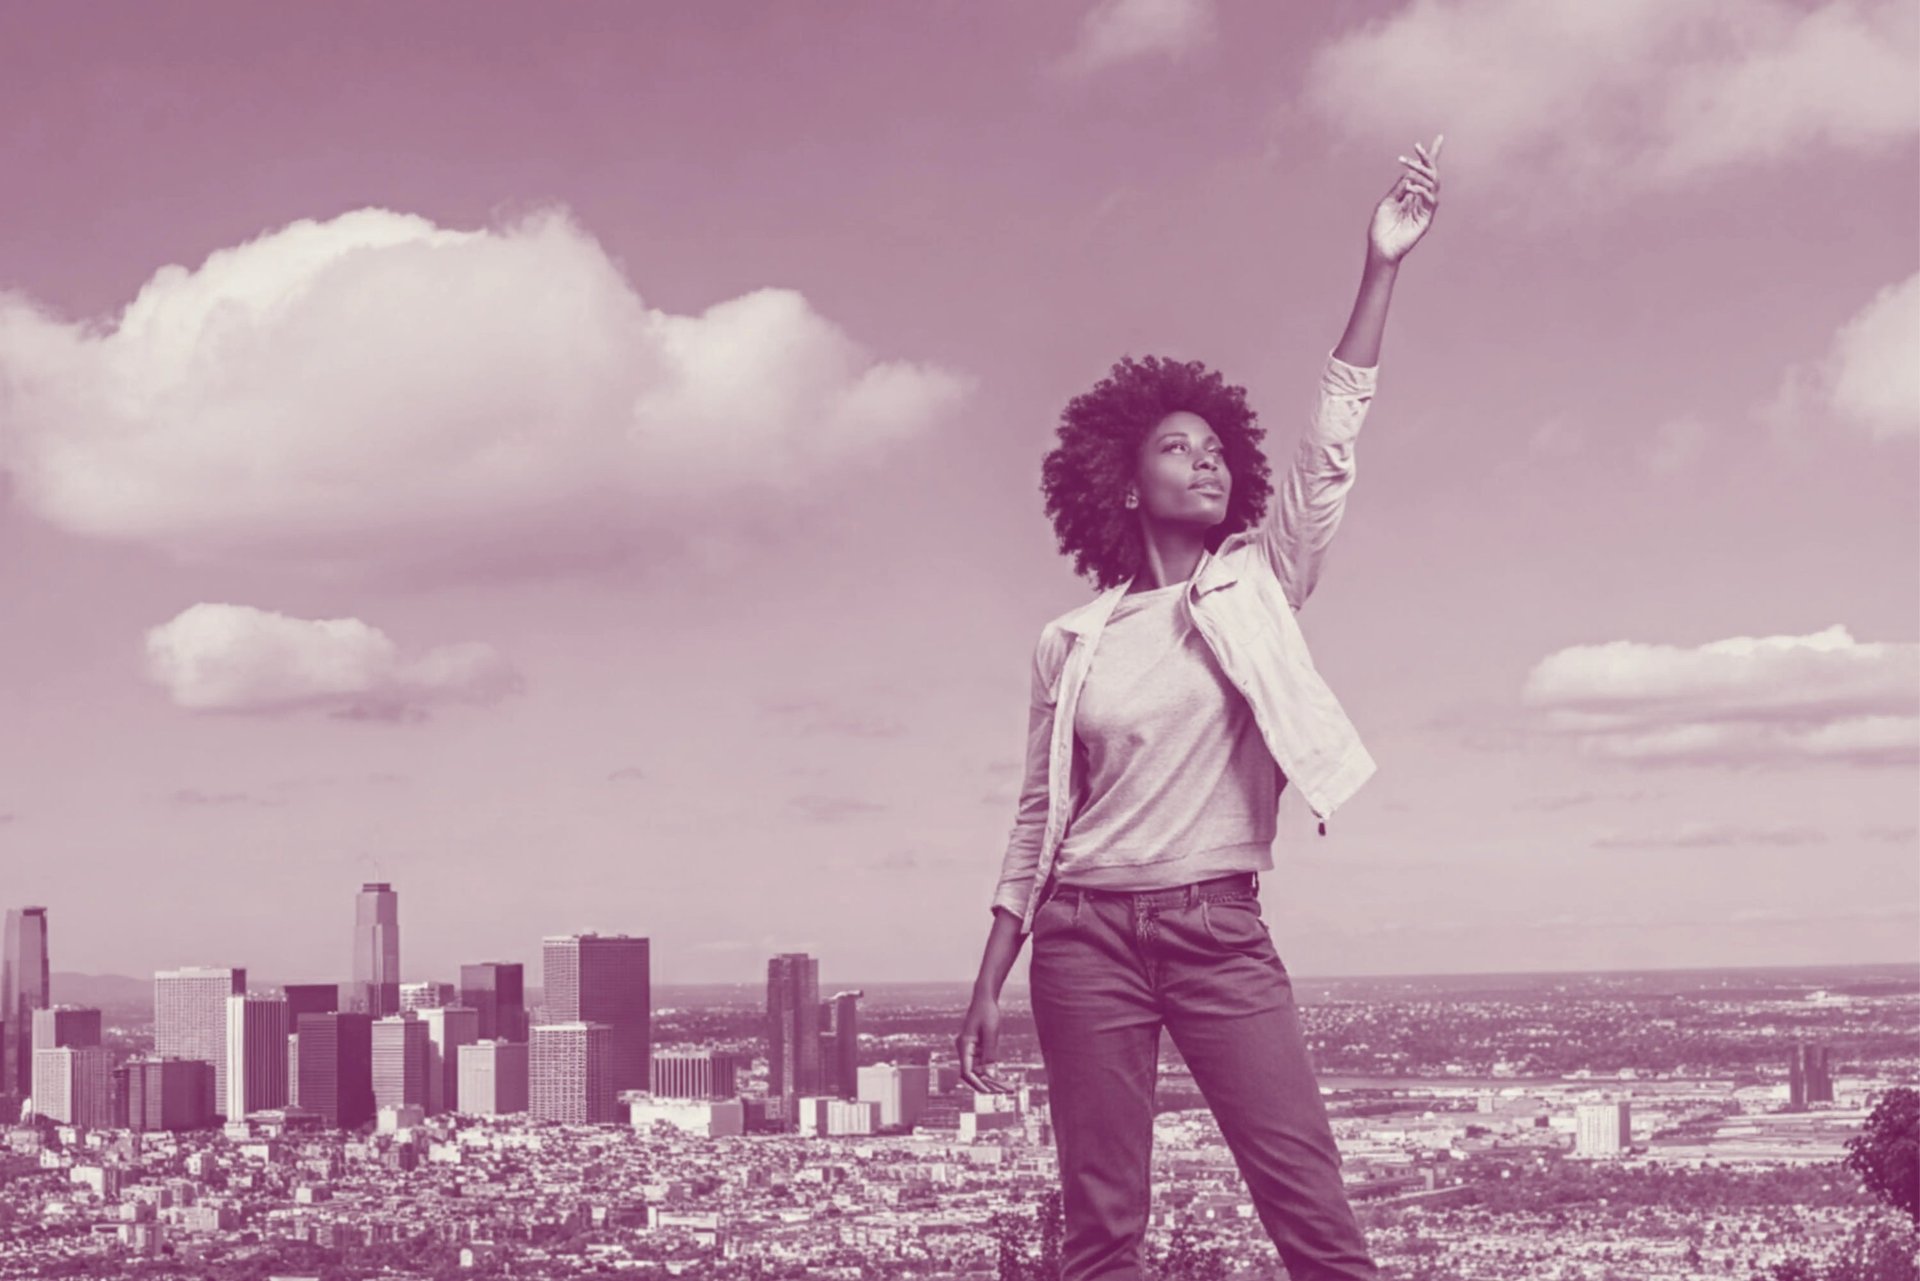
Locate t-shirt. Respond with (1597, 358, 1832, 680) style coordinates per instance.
(1052, 578, 1280, 890)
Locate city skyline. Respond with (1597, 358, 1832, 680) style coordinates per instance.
(0, 3, 1914, 987)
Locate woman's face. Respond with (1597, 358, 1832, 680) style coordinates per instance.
(1133, 410, 1230, 525)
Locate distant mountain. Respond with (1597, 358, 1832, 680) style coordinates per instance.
(50, 972, 150, 1010)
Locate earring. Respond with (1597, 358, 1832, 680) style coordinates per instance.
(1125, 492, 1138, 509)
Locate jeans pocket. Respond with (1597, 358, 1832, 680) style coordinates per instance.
(1200, 896, 1269, 950)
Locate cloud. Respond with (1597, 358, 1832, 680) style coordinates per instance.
(144, 602, 523, 719)
(0, 206, 969, 583)
(1522, 624, 1920, 766)
(606, 767, 647, 784)
(1861, 823, 1917, 844)
(758, 696, 906, 739)
(1302, 0, 1918, 213)
(1642, 415, 1710, 476)
(171, 788, 284, 808)
(1769, 271, 1920, 441)
(789, 794, 886, 823)
(1591, 822, 1826, 849)
(1058, 0, 1216, 76)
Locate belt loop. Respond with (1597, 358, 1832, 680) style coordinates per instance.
(1251, 871, 1260, 894)
(1186, 882, 1199, 908)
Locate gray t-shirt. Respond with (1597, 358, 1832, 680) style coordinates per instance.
(1054, 579, 1280, 889)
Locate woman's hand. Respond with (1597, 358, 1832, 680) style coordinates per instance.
(1368, 134, 1443, 265)
(956, 991, 1016, 1094)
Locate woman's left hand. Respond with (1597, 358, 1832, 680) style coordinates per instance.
(1369, 134, 1443, 265)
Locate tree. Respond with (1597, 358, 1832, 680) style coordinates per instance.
(1152, 1215, 1228, 1281)
(1846, 1087, 1920, 1228)
(1036, 1190, 1063, 1281)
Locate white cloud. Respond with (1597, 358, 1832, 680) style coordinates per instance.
(1058, 0, 1216, 76)
(1522, 624, 1920, 766)
(144, 602, 522, 718)
(1591, 822, 1825, 848)
(1770, 271, 1920, 441)
(1302, 0, 1917, 210)
(0, 206, 969, 581)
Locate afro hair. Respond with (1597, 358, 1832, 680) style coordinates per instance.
(1040, 354, 1274, 591)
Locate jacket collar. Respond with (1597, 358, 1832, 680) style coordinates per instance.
(1059, 538, 1242, 636)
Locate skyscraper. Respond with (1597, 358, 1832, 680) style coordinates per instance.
(283, 983, 339, 1023)
(857, 1062, 931, 1131)
(818, 989, 862, 1099)
(155, 967, 246, 1119)
(400, 981, 455, 1011)
(32, 1046, 111, 1127)
(371, 1014, 430, 1111)
(651, 1050, 746, 1100)
(767, 953, 821, 1103)
(1789, 1043, 1835, 1109)
(459, 1040, 530, 1116)
(418, 1005, 480, 1114)
(1575, 1101, 1631, 1156)
(115, 1058, 215, 1132)
(32, 1006, 102, 1051)
(2, 906, 51, 1099)
(294, 1012, 374, 1130)
(225, 995, 291, 1119)
(459, 962, 527, 1042)
(542, 934, 650, 1093)
(353, 883, 401, 1017)
(529, 1022, 614, 1123)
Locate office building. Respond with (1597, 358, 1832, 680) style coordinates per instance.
(459, 962, 527, 1042)
(1575, 1100, 1631, 1156)
(2, 906, 51, 1099)
(372, 1014, 430, 1112)
(400, 981, 456, 1011)
(32, 1006, 101, 1051)
(543, 934, 649, 1093)
(529, 1021, 614, 1123)
(458, 1039, 529, 1116)
(819, 989, 861, 1099)
(767, 953, 821, 1103)
(419, 1005, 479, 1114)
(650, 1050, 745, 1100)
(352, 883, 401, 1017)
(857, 1061, 931, 1130)
(283, 983, 339, 1022)
(114, 1057, 215, 1131)
(155, 967, 246, 1119)
(631, 1096, 745, 1138)
(33, 1045, 111, 1127)
(294, 1012, 374, 1130)
(225, 996, 291, 1119)
(1789, 1043, 1835, 1109)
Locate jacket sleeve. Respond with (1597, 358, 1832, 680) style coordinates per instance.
(1255, 349, 1378, 611)
(988, 628, 1058, 927)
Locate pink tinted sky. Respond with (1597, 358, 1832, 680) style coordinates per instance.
(1, 0, 1915, 988)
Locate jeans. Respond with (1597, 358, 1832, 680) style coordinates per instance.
(1028, 870, 1379, 1281)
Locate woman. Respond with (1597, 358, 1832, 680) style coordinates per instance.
(956, 137, 1443, 1281)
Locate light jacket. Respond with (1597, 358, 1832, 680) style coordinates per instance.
(990, 350, 1381, 935)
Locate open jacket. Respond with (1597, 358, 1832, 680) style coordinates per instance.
(990, 350, 1381, 935)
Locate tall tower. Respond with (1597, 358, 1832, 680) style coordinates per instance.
(294, 1012, 375, 1130)
(529, 1022, 614, 1123)
(766, 953, 822, 1103)
(542, 935, 650, 1093)
(155, 967, 246, 1120)
(818, 989, 862, 1099)
(460, 962, 528, 1042)
(372, 1014, 430, 1112)
(353, 884, 401, 1017)
(2, 906, 51, 1099)
(225, 995, 291, 1119)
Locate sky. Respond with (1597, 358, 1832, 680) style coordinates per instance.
(1, 0, 1915, 990)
